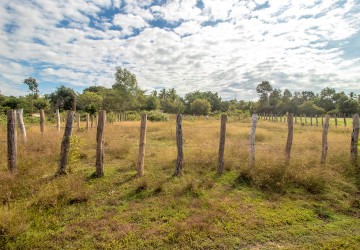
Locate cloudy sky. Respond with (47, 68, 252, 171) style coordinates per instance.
(1, 0, 360, 100)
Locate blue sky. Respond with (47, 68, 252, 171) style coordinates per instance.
(0, 0, 360, 100)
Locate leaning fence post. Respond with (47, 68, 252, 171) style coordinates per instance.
(137, 113, 147, 177)
(249, 114, 258, 172)
(217, 114, 227, 174)
(95, 110, 106, 177)
(7, 110, 17, 173)
(40, 109, 45, 134)
(56, 109, 61, 132)
(174, 114, 184, 176)
(321, 115, 330, 164)
(57, 111, 75, 175)
(351, 114, 359, 167)
(16, 109, 27, 142)
(285, 113, 294, 164)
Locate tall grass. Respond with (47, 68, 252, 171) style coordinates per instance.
(0, 117, 359, 249)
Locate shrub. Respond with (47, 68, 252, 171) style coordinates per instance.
(146, 111, 169, 121)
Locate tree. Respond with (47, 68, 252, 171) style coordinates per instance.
(299, 101, 324, 116)
(77, 91, 103, 111)
(255, 81, 273, 113)
(49, 85, 76, 111)
(23, 77, 39, 98)
(33, 98, 49, 110)
(317, 87, 336, 112)
(143, 96, 160, 111)
(185, 91, 222, 112)
(190, 98, 211, 115)
(160, 98, 185, 114)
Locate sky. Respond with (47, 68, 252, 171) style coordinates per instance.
(0, 0, 360, 101)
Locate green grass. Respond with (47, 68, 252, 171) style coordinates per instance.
(0, 117, 359, 249)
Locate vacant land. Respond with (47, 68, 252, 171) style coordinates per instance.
(0, 116, 359, 249)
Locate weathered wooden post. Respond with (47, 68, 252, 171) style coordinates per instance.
(77, 113, 81, 129)
(321, 115, 330, 164)
(95, 110, 106, 177)
(351, 114, 359, 167)
(57, 111, 75, 175)
(90, 114, 94, 128)
(285, 113, 294, 164)
(249, 114, 258, 172)
(174, 114, 184, 176)
(86, 113, 89, 130)
(16, 109, 27, 142)
(217, 114, 227, 174)
(137, 113, 147, 177)
(56, 109, 61, 132)
(316, 115, 318, 126)
(344, 116, 347, 127)
(40, 109, 45, 134)
(7, 110, 17, 173)
(334, 115, 338, 127)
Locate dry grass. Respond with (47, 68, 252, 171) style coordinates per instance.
(0, 116, 359, 249)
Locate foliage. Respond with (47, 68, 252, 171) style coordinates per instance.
(49, 85, 76, 111)
(143, 96, 160, 111)
(146, 111, 169, 121)
(33, 98, 49, 110)
(77, 91, 102, 112)
(23, 77, 39, 98)
(190, 98, 211, 115)
(185, 90, 222, 112)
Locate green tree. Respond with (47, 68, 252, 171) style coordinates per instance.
(143, 96, 160, 111)
(299, 101, 324, 116)
(190, 98, 211, 115)
(33, 98, 49, 110)
(49, 85, 76, 111)
(23, 77, 39, 98)
(77, 91, 103, 111)
(185, 91, 221, 112)
(255, 81, 273, 113)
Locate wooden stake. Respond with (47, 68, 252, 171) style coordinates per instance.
(249, 114, 258, 172)
(86, 113, 89, 130)
(137, 113, 147, 177)
(56, 109, 61, 132)
(40, 109, 45, 134)
(285, 113, 294, 164)
(351, 114, 359, 167)
(16, 109, 27, 142)
(95, 110, 106, 177)
(316, 115, 318, 126)
(174, 114, 184, 176)
(217, 114, 227, 174)
(57, 111, 74, 175)
(321, 115, 330, 164)
(77, 113, 80, 129)
(344, 117, 347, 127)
(7, 110, 17, 173)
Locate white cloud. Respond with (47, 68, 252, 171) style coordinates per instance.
(0, 0, 359, 100)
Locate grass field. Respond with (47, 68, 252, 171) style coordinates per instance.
(0, 116, 359, 249)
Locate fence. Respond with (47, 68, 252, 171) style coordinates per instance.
(2, 109, 360, 179)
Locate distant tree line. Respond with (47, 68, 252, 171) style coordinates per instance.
(0, 68, 359, 117)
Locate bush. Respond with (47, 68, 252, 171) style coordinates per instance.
(146, 111, 169, 121)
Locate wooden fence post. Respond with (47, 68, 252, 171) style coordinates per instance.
(137, 114, 147, 177)
(16, 109, 27, 142)
(217, 114, 227, 174)
(305, 115, 307, 126)
(77, 113, 80, 129)
(321, 115, 330, 164)
(7, 110, 17, 173)
(86, 113, 89, 130)
(56, 109, 61, 132)
(316, 115, 318, 126)
(57, 111, 75, 175)
(90, 114, 94, 128)
(40, 109, 45, 134)
(351, 114, 359, 167)
(344, 116, 347, 127)
(334, 115, 338, 126)
(249, 114, 258, 172)
(95, 110, 106, 177)
(285, 113, 294, 164)
(174, 114, 184, 176)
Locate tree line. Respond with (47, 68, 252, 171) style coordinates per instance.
(1, 68, 359, 117)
